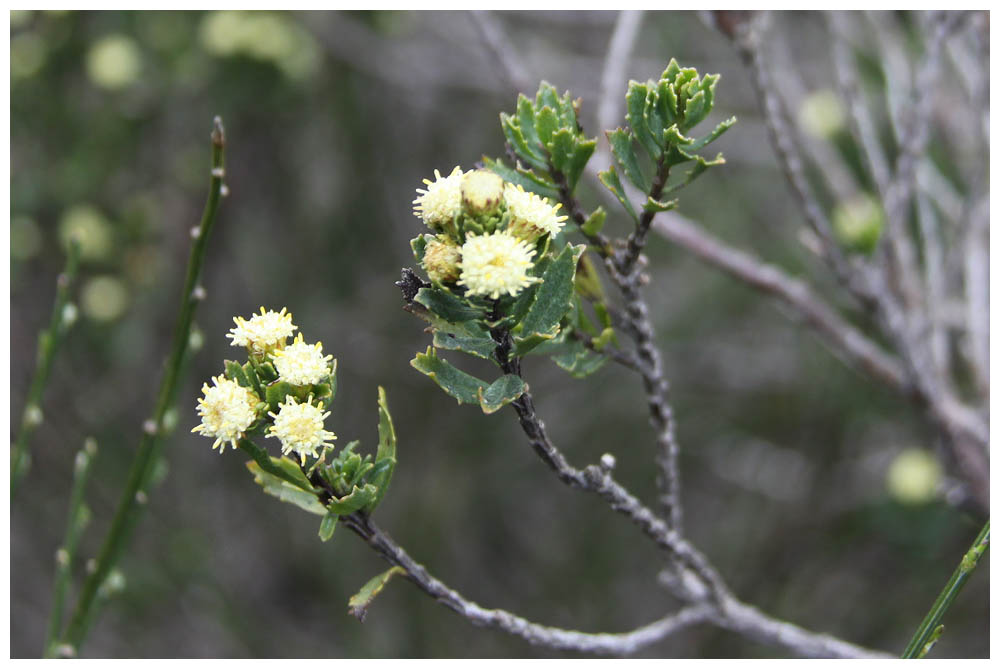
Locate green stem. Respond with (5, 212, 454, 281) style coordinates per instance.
(43, 438, 97, 658)
(61, 117, 227, 652)
(901, 520, 989, 658)
(11, 240, 81, 498)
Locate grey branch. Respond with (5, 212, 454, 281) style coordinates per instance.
(651, 215, 909, 393)
(469, 11, 532, 95)
(342, 512, 714, 655)
(597, 10, 644, 135)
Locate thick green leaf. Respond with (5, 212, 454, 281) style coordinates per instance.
(643, 197, 678, 213)
(348, 567, 406, 622)
(644, 87, 665, 152)
(516, 95, 545, 159)
(239, 440, 315, 491)
(657, 79, 678, 126)
(256, 361, 278, 383)
(551, 338, 608, 378)
(519, 244, 579, 340)
(265, 381, 297, 413)
(598, 167, 640, 223)
(546, 128, 576, 178)
(433, 330, 498, 360)
(581, 207, 607, 238)
(478, 374, 527, 414)
(682, 90, 707, 132)
(246, 461, 325, 515)
(224, 360, 250, 388)
(411, 234, 429, 264)
(242, 362, 265, 399)
(319, 511, 338, 541)
(663, 152, 726, 194)
(535, 82, 561, 114)
(414, 286, 486, 323)
(607, 128, 650, 192)
(688, 115, 737, 152)
(366, 386, 397, 512)
(501, 114, 547, 171)
(626, 81, 660, 159)
(535, 106, 559, 146)
(327, 483, 378, 515)
(411, 347, 489, 405)
(565, 138, 596, 189)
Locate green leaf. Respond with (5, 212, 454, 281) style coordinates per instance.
(551, 338, 608, 378)
(626, 81, 660, 159)
(663, 152, 726, 194)
(327, 483, 378, 515)
(598, 167, 639, 224)
(433, 330, 498, 361)
(366, 386, 397, 512)
(242, 362, 265, 399)
(535, 106, 559, 146)
(657, 79, 678, 126)
(224, 360, 250, 388)
(681, 90, 707, 132)
(642, 197, 678, 213)
(535, 81, 561, 113)
(411, 347, 490, 405)
(565, 138, 596, 190)
(477, 374, 527, 414)
(687, 115, 737, 152)
(516, 95, 545, 159)
(239, 440, 315, 491)
(348, 566, 406, 622)
(519, 244, 580, 341)
(265, 381, 297, 413)
(319, 511, 338, 541)
(644, 86, 665, 152)
(581, 207, 607, 238)
(414, 286, 486, 323)
(501, 114, 547, 171)
(411, 234, 429, 264)
(546, 128, 576, 178)
(607, 128, 650, 192)
(246, 461, 325, 515)
(256, 361, 278, 383)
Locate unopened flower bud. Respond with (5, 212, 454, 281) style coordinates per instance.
(422, 236, 462, 283)
(461, 170, 505, 215)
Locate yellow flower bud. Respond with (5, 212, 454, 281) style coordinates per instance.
(422, 236, 462, 283)
(461, 170, 505, 215)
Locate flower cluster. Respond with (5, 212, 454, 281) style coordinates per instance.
(411, 167, 567, 299)
(194, 307, 337, 464)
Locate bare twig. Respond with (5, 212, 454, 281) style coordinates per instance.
(651, 215, 908, 392)
(342, 513, 714, 655)
(731, 15, 878, 310)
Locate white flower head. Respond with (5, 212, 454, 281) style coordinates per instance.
(413, 166, 464, 230)
(267, 394, 336, 464)
(504, 183, 568, 242)
(272, 333, 334, 386)
(422, 236, 461, 283)
(227, 307, 297, 354)
(458, 231, 539, 299)
(193, 375, 259, 453)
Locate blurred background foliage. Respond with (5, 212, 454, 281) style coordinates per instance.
(11, 10, 987, 657)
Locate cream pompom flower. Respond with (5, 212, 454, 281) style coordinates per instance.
(267, 394, 337, 464)
(503, 183, 568, 242)
(227, 307, 297, 354)
(272, 334, 334, 386)
(413, 166, 464, 230)
(193, 375, 259, 453)
(457, 231, 539, 299)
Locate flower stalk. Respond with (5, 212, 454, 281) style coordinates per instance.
(11, 239, 81, 498)
(61, 117, 227, 652)
(901, 521, 990, 658)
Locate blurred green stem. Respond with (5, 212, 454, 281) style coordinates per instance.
(61, 117, 227, 652)
(11, 240, 81, 498)
(901, 520, 989, 658)
(43, 439, 97, 658)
